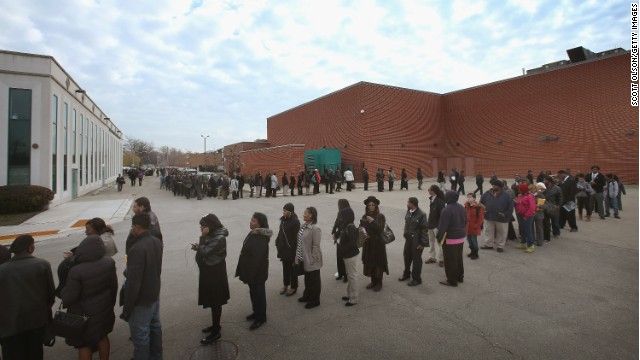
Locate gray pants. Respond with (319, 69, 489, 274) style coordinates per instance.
(483, 220, 508, 249)
(591, 192, 605, 218)
(427, 228, 443, 261)
(533, 214, 544, 245)
(343, 256, 359, 304)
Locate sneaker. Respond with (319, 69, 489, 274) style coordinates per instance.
(516, 243, 526, 249)
(525, 245, 535, 253)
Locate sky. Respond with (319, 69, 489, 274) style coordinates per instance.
(0, 0, 632, 153)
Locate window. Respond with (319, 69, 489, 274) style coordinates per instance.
(52, 95, 58, 193)
(7, 88, 31, 185)
(79, 114, 83, 185)
(72, 109, 76, 163)
(63, 102, 68, 191)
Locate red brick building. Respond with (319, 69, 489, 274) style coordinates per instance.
(239, 52, 638, 183)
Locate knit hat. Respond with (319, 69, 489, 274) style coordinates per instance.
(283, 203, 295, 213)
(518, 183, 529, 194)
(9, 234, 34, 253)
(408, 197, 419, 207)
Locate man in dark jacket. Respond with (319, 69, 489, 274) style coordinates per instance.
(425, 186, 445, 266)
(362, 167, 369, 191)
(557, 169, 578, 232)
(0, 235, 55, 360)
(126, 197, 163, 254)
(480, 180, 514, 252)
(416, 168, 424, 190)
(276, 203, 301, 296)
(399, 197, 429, 286)
(585, 165, 606, 219)
(543, 176, 563, 240)
(474, 172, 484, 195)
(122, 213, 164, 360)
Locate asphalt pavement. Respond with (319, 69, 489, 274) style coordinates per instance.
(2, 177, 637, 360)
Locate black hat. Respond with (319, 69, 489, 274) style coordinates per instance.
(408, 197, 419, 207)
(9, 234, 34, 253)
(490, 179, 503, 187)
(363, 196, 380, 206)
(283, 203, 295, 213)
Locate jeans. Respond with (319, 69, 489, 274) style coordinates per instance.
(605, 195, 619, 217)
(517, 215, 534, 247)
(129, 301, 163, 360)
(466, 234, 478, 251)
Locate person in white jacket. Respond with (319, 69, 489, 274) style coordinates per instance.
(344, 169, 355, 191)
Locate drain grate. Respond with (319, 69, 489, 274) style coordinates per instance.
(190, 340, 238, 360)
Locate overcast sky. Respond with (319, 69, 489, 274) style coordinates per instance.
(0, 0, 631, 153)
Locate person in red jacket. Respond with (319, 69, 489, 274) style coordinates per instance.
(464, 193, 484, 259)
(515, 183, 537, 253)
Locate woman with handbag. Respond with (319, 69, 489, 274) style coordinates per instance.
(192, 214, 230, 344)
(360, 196, 389, 292)
(61, 235, 117, 360)
(275, 203, 301, 297)
(296, 207, 323, 309)
(331, 199, 351, 282)
(235, 213, 272, 330)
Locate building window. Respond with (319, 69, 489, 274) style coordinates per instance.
(90, 121, 94, 183)
(79, 114, 83, 186)
(63, 102, 68, 191)
(52, 95, 58, 193)
(85, 118, 89, 184)
(72, 109, 76, 163)
(7, 88, 32, 185)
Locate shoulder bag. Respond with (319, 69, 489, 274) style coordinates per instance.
(51, 302, 88, 339)
(381, 224, 396, 245)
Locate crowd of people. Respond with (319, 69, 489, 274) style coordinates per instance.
(0, 164, 627, 359)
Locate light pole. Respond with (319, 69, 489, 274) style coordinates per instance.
(201, 134, 210, 170)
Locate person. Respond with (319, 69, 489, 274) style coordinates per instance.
(297, 171, 305, 196)
(85, 217, 118, 257)
(117, 174, 125, 191)
(121, 213, 164, 360)
(604, 173, 620, 219)
(514, 183, 537, 253)
(425, 185, 445, 267)
(336, 207, 360, 306)
(331, 199, 351, 282)
(387, 168, 396, 191)
(324, 169, 333, 194)
(480, 179, 513, 252)
(195, 175, 205, 200)
(62, 235, 118, 360)
(254, 172, 263, 198)
(437, 169, 446, 190)
(615, 175, 626, 211)
(192, 214, 230, 344)
(398, 197, 429, 286)
(457, 170, 466, 195)
(289, 172, 296, 196)
(281, 172, 289, 197)
(129, 169, 137, 186)
(575, 174, 593, 221)
(543, 176, 563, 241)
(263, 173, 272, 198)
(532, 183, 546, 246)
(344, 168, 355, 191)
(0, 235, 55, 360)
(360, 196, 389, 292)
(248, 176, 255, 198)
(416, 167, 424, 190)
(449, 168, 458, 192)
(296, 207, 323, 309)
(137, 170, 144, 186)
(235, 213, 272, 330)
(436, 191, 467, 287)
(557, 169, 578, 232)
(474, 172, 484, 195)
(126, 197, 163, 254)
(312, 169, 321, 195)
(464, 193, 484, 259)
(271, 172, 279, 198)
(362, 167, 369, 191)
(230, 175, 239, 200)
(376, 168, 384, 192)
(400, 168, 408, 190)
(335, 168, 343, 192)
(275, 203, 301, 297)
(585, 165, 606, 219)
(238, 175, 245, 199)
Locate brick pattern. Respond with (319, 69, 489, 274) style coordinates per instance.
(238, 145, 307, 180)
(243, 54, 638, 183)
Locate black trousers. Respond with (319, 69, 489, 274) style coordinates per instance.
(346, 181, 353, 191)
(457, 183, 465, 194)
(303, 270, 321, 304)
(248, 283, 267, 322)
(336, 245, 346, 278)
(377, 180, 384, 192)
(450, 181, 457, 192)
(402, 237, 424, 282)
(210, 305, 222, 334)
(282, 260, 299, 289)
(559, 208, 577, 230)
(442, 242, 464, 285)
(364, 181, 369, 190)
(388, 181, 394, 191)
(0, 327, 45, 360)
(474, 184, 483, 195)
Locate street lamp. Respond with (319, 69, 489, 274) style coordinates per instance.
(201, 134, 210, 169)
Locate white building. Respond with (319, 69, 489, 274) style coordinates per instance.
(0, 50, 123, 205)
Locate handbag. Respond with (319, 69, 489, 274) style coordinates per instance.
(381, 224, 396, 245)
(293, 261, 305, 276)
(51, 302, 88, 339)
(542, 203, 559, 218)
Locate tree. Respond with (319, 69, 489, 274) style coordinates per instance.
(123, 137, 155, 165)
(225, 145, 242, 175)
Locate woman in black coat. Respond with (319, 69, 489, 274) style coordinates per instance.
(192, 214, 230, 344)
(276, 203, 301, 296)
(61, 235, 117, 360)
(400, 168, 409, 190)
(360, 196, 388, 292)
(235, 212, 272, 331)
(331, 199, 351, 282)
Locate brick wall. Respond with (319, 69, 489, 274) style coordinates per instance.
(239, 145, 307, 180)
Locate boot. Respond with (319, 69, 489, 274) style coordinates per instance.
(470, 249, 479, 260)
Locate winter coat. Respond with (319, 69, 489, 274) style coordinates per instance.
(275, 215, 301, 263)
(436, 192, 467, 240)
(101, 231, 118, 257)
(62, 235, 117, 347)
(465, 202, 484, 235)
(339, 209, 360, 259)
(344, 170, 354, 182)
(360, 212, 389, 274)
(515, 193, 536, 219)
(544, 185, 563, 206)
(123, 230, 163, 315)
(125, 210, 163, 254)
(296, 223, 323, 272)
(427, 195, 445, 229)
(480, 189, 514, 223)
(403, 207, 429, 247)
(236, 228, 272, 285)
(196, 228, 230, 307)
